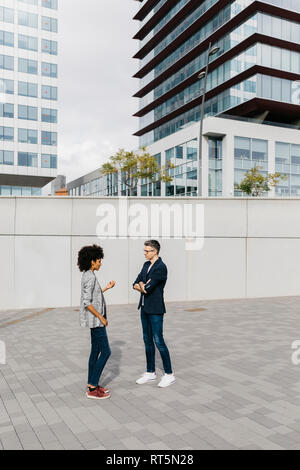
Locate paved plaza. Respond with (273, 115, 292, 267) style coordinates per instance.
(1, 296, 300, 450)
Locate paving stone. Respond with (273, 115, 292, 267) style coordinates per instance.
(0, 430, 22, 450)
(42, 440, 65, 450)
(1, 297, 300, 449)
(17, 431, 43, 450)
(121, 436, 146, 450)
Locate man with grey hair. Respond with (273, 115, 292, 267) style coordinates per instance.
(133, 240, 175, 388)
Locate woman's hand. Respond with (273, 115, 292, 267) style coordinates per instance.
(106, 280, 116, 290)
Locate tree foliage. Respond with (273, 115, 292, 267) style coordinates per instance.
(235, 166, 288, 197)
(100, 147, 174, 196)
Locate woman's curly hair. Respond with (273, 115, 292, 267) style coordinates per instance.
(77, 244, 104, 272)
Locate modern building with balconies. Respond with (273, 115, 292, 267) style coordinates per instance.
(133, 0, 300, 197)
(0, 0, 58, 196)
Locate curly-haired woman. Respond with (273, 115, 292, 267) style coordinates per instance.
(78, 244, 115, 400)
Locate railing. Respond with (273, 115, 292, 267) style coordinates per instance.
(235, 158, 268, 171)
(276, 163, 300, 175)
(139, 0, 190, 50)
(218, 114, 300, 131)
(209, 159, 223, 170)
(139, 0, 169, 29)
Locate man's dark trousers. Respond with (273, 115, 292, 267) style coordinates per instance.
(133, 257, 173, 374)
(140, 306, 172, 374)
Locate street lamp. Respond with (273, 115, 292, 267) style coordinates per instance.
(197, 42, 220, 197)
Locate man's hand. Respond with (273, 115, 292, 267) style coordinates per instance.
(101, 317, 108, 327)
(133, 283, 142, 292)
(139, 282, 146, 294)
(139, 280, 150, 294)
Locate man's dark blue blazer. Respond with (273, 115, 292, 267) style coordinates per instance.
(133, 257, 167, 314)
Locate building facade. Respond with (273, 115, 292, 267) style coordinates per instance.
(0, 0, 58, 196)
(68, 0, 300, 198)
(132, 0, 300, 197)
(67, 115, 300, 198)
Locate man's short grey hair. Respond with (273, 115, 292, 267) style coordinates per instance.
(144, 240, 160, 254)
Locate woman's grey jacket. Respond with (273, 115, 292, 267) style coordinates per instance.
(80, 270, 106, 328)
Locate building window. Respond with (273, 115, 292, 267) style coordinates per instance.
(275, 142, 300, 197)
(18, 105, 38, 121)
(18, 81, 38, 98)
(0, 127, 14, 141)
(252, 139, 268, 162)
(165, 147, 174, 164)
(0, 55, 14, 71)
(18, 0, 39, 5)
(41, 131, 57, 146)
(42, 0, 58, 10)
(234, 137, 268, 196)
(18, 34, 38, 52)
(186, 164, 198, 196)
(18, 152, 38, 167)
(0, 186, 42, 196)
(175, 145, 184, 160)
(42, 108, 57, 123)
(208, 137, 223, 197)
(41, 39, 57, 55)
(18, 128, 38, 144)
(0, 7, 14, 24)
(152, 152, 160, 166)
(41, 62, 57, 78)
(0, 31, 14, 47)
(18, 58, 38, 75)
(175, 163, 185, 196)
(234, 137, 251, 159)
(41, 16, 58, 32)
(187, 139, 198, 161)
(166, 181, 174, 196)
(18, 11, 38, 29)
(153, 181, 161, 196)
(41, 154, 57, 169)
(0, 104, 14, 118)
(0, 150, 14, 165)
(0, 79, 14, 95)
(41, 85, 57, 100)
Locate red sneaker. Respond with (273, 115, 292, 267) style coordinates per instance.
(86, 388, 110, 400)
(86, 385, 110, 394)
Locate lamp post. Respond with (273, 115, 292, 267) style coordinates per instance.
(197, 42, 220, 197)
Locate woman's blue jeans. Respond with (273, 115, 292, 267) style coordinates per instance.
(88, 326, 111, 387)
(140, 308, 172, 374)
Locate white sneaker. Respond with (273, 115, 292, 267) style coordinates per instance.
(158, 373, 176, 388)
(136, 372, 157, 385)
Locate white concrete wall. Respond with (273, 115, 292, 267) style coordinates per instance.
(1, 196, 300, 310)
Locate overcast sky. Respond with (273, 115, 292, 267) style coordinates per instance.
(48, 0, 140, 190)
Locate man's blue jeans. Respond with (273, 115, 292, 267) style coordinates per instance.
(88, 327, 111, 387)
(140, 308, 172, 374)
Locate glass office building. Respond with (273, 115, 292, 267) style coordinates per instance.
(67, 115, 300, 198)
(0, 0, 58, 196)
(131, 0, 300, 197)
(67, 0, 300, 198)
